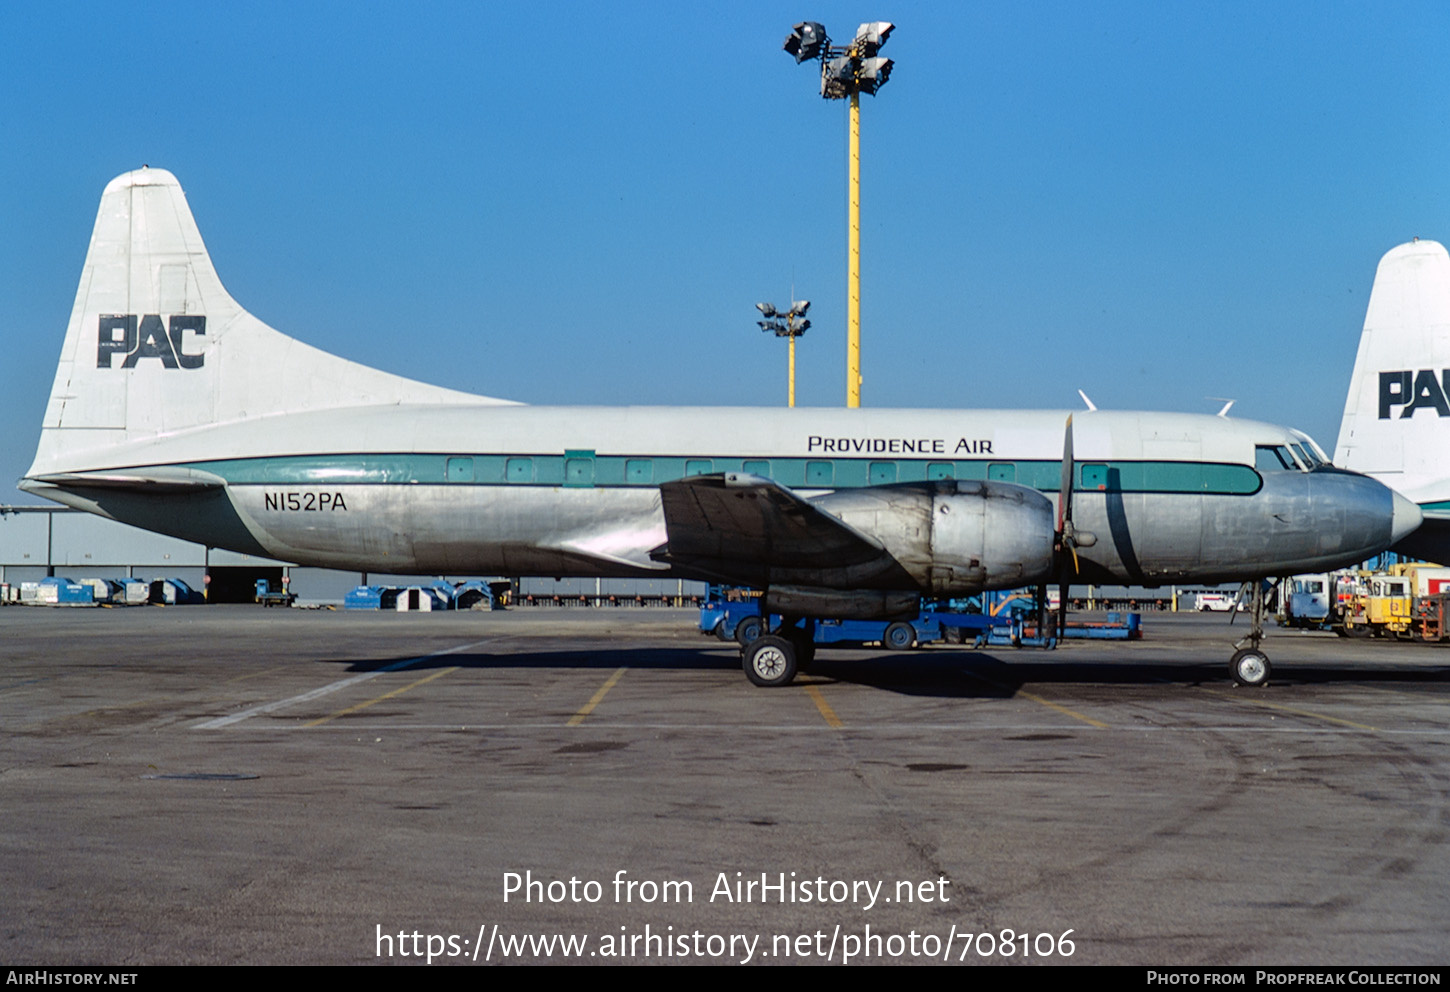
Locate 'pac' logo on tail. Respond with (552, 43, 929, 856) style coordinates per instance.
(1379, 369, 1450, 419)
(97, 315, 206, 369)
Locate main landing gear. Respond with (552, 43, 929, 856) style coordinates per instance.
(1228, 579, 1273, 687)
(741, 618, 814, 688)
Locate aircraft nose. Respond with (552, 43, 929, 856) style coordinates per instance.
(1390, 489, 1423, 544)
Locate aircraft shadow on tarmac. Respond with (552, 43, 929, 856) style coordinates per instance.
(321, 647, 1449, 700)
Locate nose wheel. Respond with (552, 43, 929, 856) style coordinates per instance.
(1230, 647, 1271, 686)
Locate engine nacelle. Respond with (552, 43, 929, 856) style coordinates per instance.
(813, 479, 1056, 595)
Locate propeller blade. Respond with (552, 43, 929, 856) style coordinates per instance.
(1058, 414, 1074, 534)
(1054, 416, 1079, 643)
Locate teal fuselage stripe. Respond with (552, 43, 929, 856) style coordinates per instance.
(180, 454, 1264, 496)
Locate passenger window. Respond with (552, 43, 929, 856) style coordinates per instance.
(806, 460, 834, 485)
(927, 462, 954, 480)
(506, 457, 533, 482)
(1081, 464, 1108, 490)
(625, 459, 653, 484)
(685, 459, 713, 476)
(743, 459, 770, 476)
(446, 457, 474, 482)
(869, 461, 897, 485)
(987, 462, 1015, 482)
(565, 457, 594, 487)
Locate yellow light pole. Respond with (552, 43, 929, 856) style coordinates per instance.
(782, 20, 894, 409)
(847, 91, 861, 407)
(790, 332, 799, 407)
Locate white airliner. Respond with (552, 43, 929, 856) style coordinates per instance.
(19, 168, 1422, 687)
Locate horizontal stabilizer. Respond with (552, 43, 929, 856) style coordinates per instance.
(27, 466, 227, 491)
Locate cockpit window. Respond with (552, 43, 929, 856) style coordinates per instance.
(1291, 431, 1331, 466)
(1255, 445, 1299, 472)
(1289, 442, 1316, 468)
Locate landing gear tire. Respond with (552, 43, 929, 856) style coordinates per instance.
(943, 626, 966, 645)
(743, 635, 798, 688)
(1230, 648, 1271, 687)
(734, 616, 764, 646)
(884, 621, 916, 650)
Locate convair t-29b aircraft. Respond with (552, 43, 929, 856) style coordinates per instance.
(20, 169, 1422, 687)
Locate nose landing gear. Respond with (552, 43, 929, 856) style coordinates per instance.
(1229, 579, 1273, 687)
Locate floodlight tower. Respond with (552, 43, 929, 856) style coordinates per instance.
(756, 300, 811, 407)
(783, 20, 894, 409)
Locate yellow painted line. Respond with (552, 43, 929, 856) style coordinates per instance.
(1199, 687, 1377, 731)
(568, 667, 627, 727)
(805, 685, 843, 729)
(303, 667, 458, 727)
(963, 670, 1110, 728)
(1015, 689, 1111, 728)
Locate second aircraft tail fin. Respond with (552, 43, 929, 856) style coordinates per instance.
(1335, 239, 1450, 506)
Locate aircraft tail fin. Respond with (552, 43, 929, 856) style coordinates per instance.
(27, 167, 513, 479)
(1335, 239, 1450, 506)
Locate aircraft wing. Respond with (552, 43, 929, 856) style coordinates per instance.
(651, 472, 888, 585)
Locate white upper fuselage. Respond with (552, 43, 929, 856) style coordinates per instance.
(32, 404, 1300, 475)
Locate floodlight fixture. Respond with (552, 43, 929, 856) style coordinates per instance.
(756, 302, 778, 317)
(783, 21, 827, 63)
(788, 300, 811, 317)
(852, 21, 894, 56)
(857, 57, 893, 94)
(821, 56, 855, 99)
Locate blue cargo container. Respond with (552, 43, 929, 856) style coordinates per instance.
(344, 586, 386, 610)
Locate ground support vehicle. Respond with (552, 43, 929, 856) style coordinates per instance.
(699, 594, 1020, 650)
(1280, 573, 1332, 630)
(1337, 573, 1414, 639)
(254, 578, 296, 607)
(985, 611, 1141, 644)
(1413, 593, 1450, 641)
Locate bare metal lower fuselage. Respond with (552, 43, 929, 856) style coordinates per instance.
(27, 462, 1405, 591)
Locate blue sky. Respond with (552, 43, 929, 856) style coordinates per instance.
(4, 2, 1448, 500)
